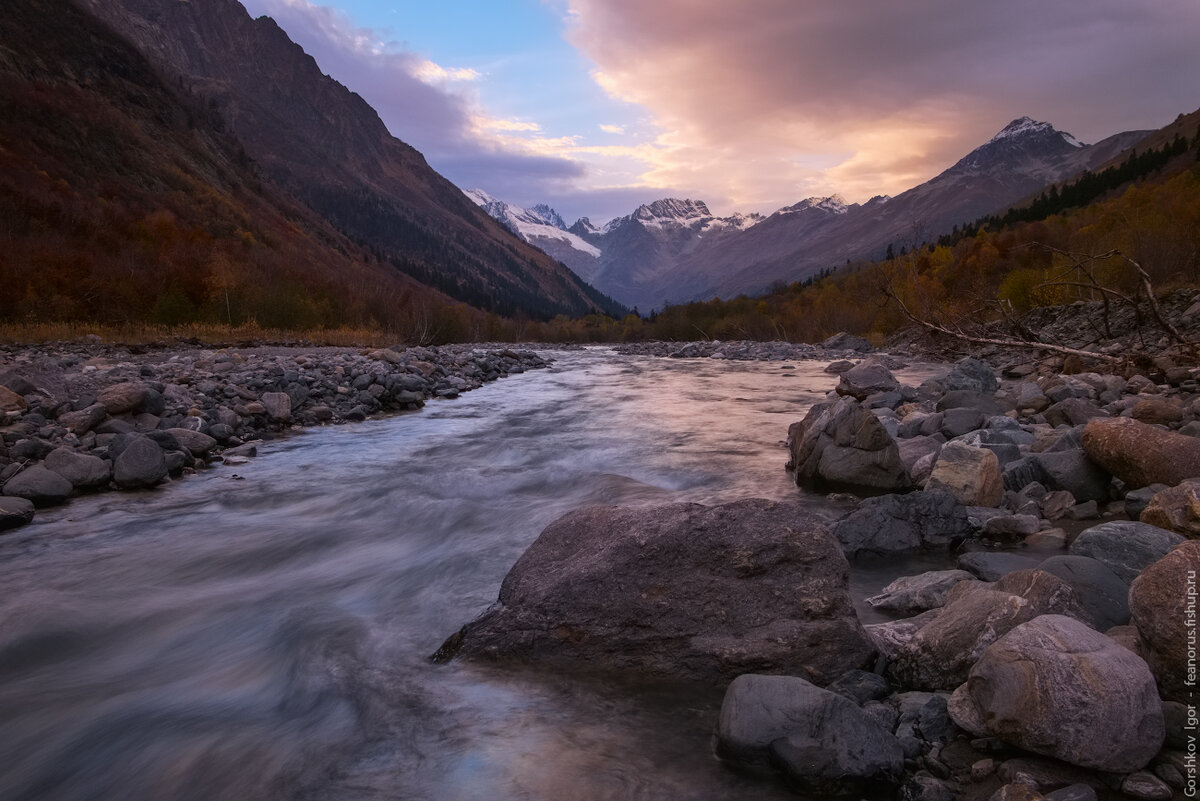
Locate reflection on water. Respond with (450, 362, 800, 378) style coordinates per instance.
(0, 349, 943, 801)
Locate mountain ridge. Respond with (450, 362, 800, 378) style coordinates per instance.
(470, 117, 1153, 310)
(74, 0, 623, 319)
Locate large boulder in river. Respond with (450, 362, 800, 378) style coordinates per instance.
(437, 500, 875, 685)
(831, 490, 969, 556)
(788, 398, 911, 493)
(1130, 541, 1200, 702)
(836, 357, 899, 400)
(1082, 416, 1200, 488)
(716, 674, 903, 796)
(948, 615, 1164, 773)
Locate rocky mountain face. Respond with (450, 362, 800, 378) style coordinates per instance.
(74, 0, 621, 319)
(471, 118, 1148, 311)
(0, 0, 463, 329)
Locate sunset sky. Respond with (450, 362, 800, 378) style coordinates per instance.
(239, 0, 1200, 225)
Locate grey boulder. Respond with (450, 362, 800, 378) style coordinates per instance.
(1068, 521, 1185, 584)
(949, 615, 1164, 773)
(0, 496, 36, 531)
(44, 447, 111, 489)
(832, 490, 969, 556)
(438, 500, 875, 685)
(716, 674, 903, 796)
(2, 465, 73, 507)
(865, 569, 977, 616)
(789, 398, 911, 493)
(113, 435, 168, 489)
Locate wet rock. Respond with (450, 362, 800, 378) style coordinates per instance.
(0, 496, 36, 531)
(1082, 417, 1200, 488)
(1130, 541, 1200, 702)
(10, 438, 54, 461)
(837, 357, 901, 401)
(865, 569, 977, 616)
(1067, 521, 1185, 584)
(789, 398, 911, 494)
(112, 434, 168, 489)
(440, 500, 875, 685)
(44, 447, 111, 489)
(948, 615, 1163, 773)
(832, 490, 969, 556)
(926, 442, 1003, 507)
(1044, 785, 1097, 801)
(1037, 555, 1130, 630)
(715, 674, 903, 796)
(824, 359, 855, 374)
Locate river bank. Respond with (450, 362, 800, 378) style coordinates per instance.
(0, 334, 884, 529)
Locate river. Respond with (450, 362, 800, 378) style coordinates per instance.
(0, 348, 945, 801)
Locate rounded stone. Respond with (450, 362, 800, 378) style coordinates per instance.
(949, 615, 1163, 773)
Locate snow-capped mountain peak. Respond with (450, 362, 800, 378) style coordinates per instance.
(776, 195, 851, 216)
(463, 189, 600, 258)
(989, 116, 1083, 148)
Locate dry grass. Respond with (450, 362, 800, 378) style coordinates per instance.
(0, 321, 402, 348)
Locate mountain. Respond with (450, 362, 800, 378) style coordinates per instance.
(697, 117, 1149, 301)
(462, 190, 603, 285)
(472, 117, 1150, 311)
(73, 0, 622, 319)
(0, 0, 459, 330)
(469, 194, 764, 310)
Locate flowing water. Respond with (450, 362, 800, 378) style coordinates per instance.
(0, 348, 945, 801)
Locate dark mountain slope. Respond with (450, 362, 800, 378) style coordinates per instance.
(75, 0, 621, 318)
(0, 0, 450, 329)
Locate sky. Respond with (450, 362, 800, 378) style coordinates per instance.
(238, 0, 1200, 226)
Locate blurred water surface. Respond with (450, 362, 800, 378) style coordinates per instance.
(0, 348, 944, 801)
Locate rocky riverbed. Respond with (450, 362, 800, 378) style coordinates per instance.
(441, 345, 1200, 800)
(0, 342, 548, 529)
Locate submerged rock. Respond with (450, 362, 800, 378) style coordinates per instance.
(716, 674, 903, 796)
(437, 499, 875, 685)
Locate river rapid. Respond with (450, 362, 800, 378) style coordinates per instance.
(0, 348, 944, 801)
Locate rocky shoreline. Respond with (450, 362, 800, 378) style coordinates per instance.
(0, 342, 549, 530)
(440, 346, 1199, 800)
